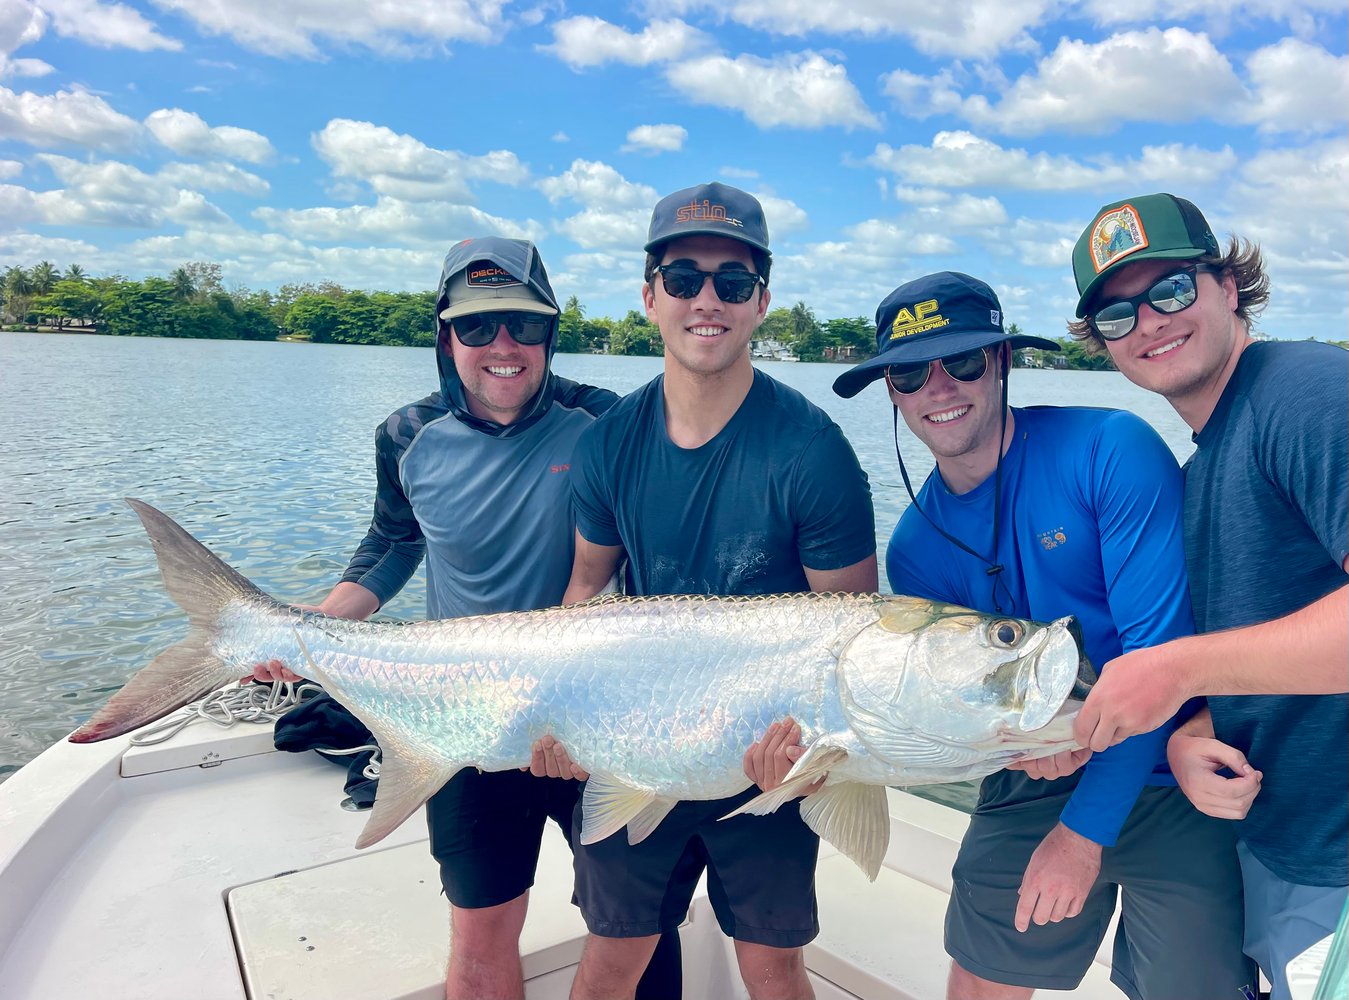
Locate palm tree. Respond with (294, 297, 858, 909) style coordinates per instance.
(169, 266, 196, 302)
(64, 264, 87, 283)
(3, 266, 32, 324)
(30, 260, 58, 294)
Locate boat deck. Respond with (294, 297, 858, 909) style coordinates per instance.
(0, 720, 1123, 999)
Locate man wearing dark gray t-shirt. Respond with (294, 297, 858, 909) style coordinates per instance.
(1065, 193, 1347, 1000)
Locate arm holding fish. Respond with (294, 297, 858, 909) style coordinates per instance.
(1016, 413, 1193, 933)
(254, 418, 425, 683)
(1165, 707, 1262, 820)
(743, 424, 878, 792)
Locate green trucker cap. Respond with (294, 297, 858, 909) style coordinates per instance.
(1072, 193, 1220, 317)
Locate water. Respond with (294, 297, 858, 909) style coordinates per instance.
(0, 332, 1194, 810)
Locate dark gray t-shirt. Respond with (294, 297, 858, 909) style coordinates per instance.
(572, 369, 875, 596)
(1185, 340, 1348, 886)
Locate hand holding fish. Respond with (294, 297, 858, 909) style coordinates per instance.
(1006, 747, 1093, 780)
(1014, 822, 1101, 933)
(1073, 645, 1191, 751)
(527, 734, 589, 780)
(1167, 734, 1261, 821)
(742, 719, 823, 795)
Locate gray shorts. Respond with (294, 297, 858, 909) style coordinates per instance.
(946, 782, 1258, 999)
(1236, 839, 1347, 1000)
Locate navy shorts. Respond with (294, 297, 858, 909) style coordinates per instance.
(945, 780, 1258, 998)
(572, 785, 820, 948)
(426, 767, 580, 909)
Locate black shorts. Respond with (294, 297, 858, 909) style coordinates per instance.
(426, 767, 580, 909)
(945, 781, 1258, 998)
(572, 785, 820, 948)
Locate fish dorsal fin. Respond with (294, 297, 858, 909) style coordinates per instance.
(799, 783, 890, 882)
(626, 797, 680, 845)
(722, 742, 849, 819)
(579, 775, 656, 846)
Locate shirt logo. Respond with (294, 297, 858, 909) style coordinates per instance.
(889, 298, 949, 340)
(1037, 527, 1067, 551)
(549, 463, 570, 474)
(675, 199, 744, 228)
(466, 262, 521, 287)
(1089, 205, 1149, 273)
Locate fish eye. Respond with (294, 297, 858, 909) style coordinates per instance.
(989, 620, 1024, 648)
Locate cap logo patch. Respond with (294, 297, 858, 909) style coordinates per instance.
(1089, 205, 1149, 274)
(889, 298, 948, 341)
(990, 309, 1000, 326)
(466, 264, 521, 287)
(676, 199, 744, 229)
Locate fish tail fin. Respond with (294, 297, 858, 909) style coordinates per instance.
(68, 498, 269, 743)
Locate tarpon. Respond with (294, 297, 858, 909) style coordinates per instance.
(71, 499, 1095, 878)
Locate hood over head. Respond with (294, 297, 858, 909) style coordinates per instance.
(433, 237, 562, 437)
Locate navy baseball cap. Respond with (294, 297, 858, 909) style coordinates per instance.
(833, 271, 1059, 399)
(644, 182, 771, 256)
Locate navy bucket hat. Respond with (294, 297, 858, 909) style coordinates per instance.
(833, 271, 1059, 398)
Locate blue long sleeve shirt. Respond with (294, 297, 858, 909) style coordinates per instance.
(886, 406, 1193, 846)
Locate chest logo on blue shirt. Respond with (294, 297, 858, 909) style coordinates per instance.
(1037, 526, 1067, 551)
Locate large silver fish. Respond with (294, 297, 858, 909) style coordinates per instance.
(71, 500, 1095, 878)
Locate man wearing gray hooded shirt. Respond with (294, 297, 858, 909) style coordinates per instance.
(254, 237, 679, 1000)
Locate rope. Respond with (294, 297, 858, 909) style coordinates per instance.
(128, 680, 323, 746)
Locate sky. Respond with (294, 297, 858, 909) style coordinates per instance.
(1, 0, 1345, 340)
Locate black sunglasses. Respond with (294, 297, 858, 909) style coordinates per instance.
(1089, 265, 1211, 341)
(886, 347, 990, 395)
(451, 311, 552, 347)
(655, 264, 764, 304)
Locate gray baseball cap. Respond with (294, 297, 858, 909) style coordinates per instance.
(436, 238, 558, 321)
(644, 182, 771, 256)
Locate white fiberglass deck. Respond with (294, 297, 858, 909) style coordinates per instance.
(0, 720, 1122, 1000)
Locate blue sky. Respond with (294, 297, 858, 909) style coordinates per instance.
(1, 0, 1345, 339)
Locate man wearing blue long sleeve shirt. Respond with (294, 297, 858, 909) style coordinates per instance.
(832, 271, 1255, 999)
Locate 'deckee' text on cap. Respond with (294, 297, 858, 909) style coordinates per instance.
(676, 199, 744, 229)
(889, 298, 950, 341)
(466, 265, 521, 287)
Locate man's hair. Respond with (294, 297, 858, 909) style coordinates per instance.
(1068, 236, 1270, 353)
(643, 246, 772, 290)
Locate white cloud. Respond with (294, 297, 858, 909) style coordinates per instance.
(539, 159, 656, 209)
(145, 108, 274, 163)
(555, 207, 651, 250)
(0, 0, 52, 77)
(1243, 38, 1348, 134)
(755, 192, 809, 240)
(667, 51, 879, 130)
(720, 166, 759, 180)
(868, 131, 1237, 191)
(147, 0, 504, 58)
(158, 160, 269, 196)
(0, 157, 20, 178)
(254, 196, 544, 246)
(0, 84, 140, 149)
(312, 119, 528, 202)
(41, 0, 179, 51)
(622, 123, 687, 154)
(21, 153, 232, 228)
(654, 0, 1052, 59)
(1080, 0, 1344, 32)
(541, 16, 707, 69)
(954, 28, 1246, 135)
(551, 131, 569, 143)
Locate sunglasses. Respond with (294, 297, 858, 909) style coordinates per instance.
(451, 311, 552, 347)
(885, 347, 990, 395)
(1089, 265, 1211, 341)
(655, 264, 764, 304)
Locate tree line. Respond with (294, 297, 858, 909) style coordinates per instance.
(3, 260, 1120, 366)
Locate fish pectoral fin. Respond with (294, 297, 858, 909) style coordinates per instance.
(579, 775, 656, 846)
(626, 797, 680, 845)
(799, 782, 890, 882)
(721, 743, 850, 820)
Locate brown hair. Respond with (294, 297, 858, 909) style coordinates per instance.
(1068, 236, 1270, 353)
(643, 246, 772, 291)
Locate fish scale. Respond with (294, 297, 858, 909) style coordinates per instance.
(71, 500, 1094, 879)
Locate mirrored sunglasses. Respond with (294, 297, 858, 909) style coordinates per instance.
(655, 264, 764, 304)
(1089, 266, 1210, 341)
(451, 311, 552, 347)
(885, 347, 990, 395)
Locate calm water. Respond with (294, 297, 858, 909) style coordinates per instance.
(0, 332, 1194, 810)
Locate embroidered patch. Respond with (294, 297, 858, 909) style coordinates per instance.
(888, 298, 950, 340)
(1089, 205, 1149, 273)
(465, 261, 521, 287)
(1037, 527, 1067, 551)
(675, 199, 744, 229)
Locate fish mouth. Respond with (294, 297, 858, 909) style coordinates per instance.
(1018, 616, 1086, 732)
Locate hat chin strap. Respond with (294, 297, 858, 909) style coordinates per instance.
(891, 358, 1014, 615)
